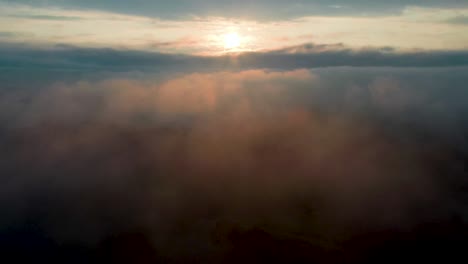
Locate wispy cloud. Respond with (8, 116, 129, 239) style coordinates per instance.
(7, 14, 83, 20)
(2, 0, 467, 20)
(446, 15, 468, 25)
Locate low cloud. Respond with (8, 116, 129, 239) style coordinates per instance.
(1, 68, 467, 262)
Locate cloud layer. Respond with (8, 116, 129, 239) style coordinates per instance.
(1, 2, 468, 262)
(1, 67, 467, 262)
(2, 44, 468, 78)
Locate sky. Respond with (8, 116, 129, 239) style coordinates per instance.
(1, 1, 468, 263)
(1, 1, 468, 53)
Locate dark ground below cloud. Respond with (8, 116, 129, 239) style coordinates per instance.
(1, 221, 467, 263)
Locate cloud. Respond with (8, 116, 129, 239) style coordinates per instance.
(1, 2, 468, 261)
(446, 15, 468, 24)
(3, 0, 467, 20)
(7, 14, 83, 20)
(2, 4, 467, 52)
(1, 44, 468, 80)
(1, 67, 467, 262)
(0, 31, 33, 38)
(0, 31, 20, 37)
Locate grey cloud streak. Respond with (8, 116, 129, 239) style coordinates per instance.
(1, 43, 468, 77)
(2, 0, 467, 20)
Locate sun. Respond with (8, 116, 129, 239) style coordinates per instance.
(223, 32, 241, 50)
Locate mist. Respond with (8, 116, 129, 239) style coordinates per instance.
(1, 68, 467, 263)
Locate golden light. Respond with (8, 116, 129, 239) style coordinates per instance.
(223, 32, 241, 50)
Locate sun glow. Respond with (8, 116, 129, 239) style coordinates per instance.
(223, 32, 241, 50)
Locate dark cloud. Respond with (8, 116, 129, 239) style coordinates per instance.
(0, 31, 33, 38)
(0, 32, 19, 37)
(1, 43, 468, 78)
(446, 15, 468, 24)
(239, 44, 468, 69)
(0, 66, 468, 262)
(2, 0, 467, 20)
(7, 14, 83, 20)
